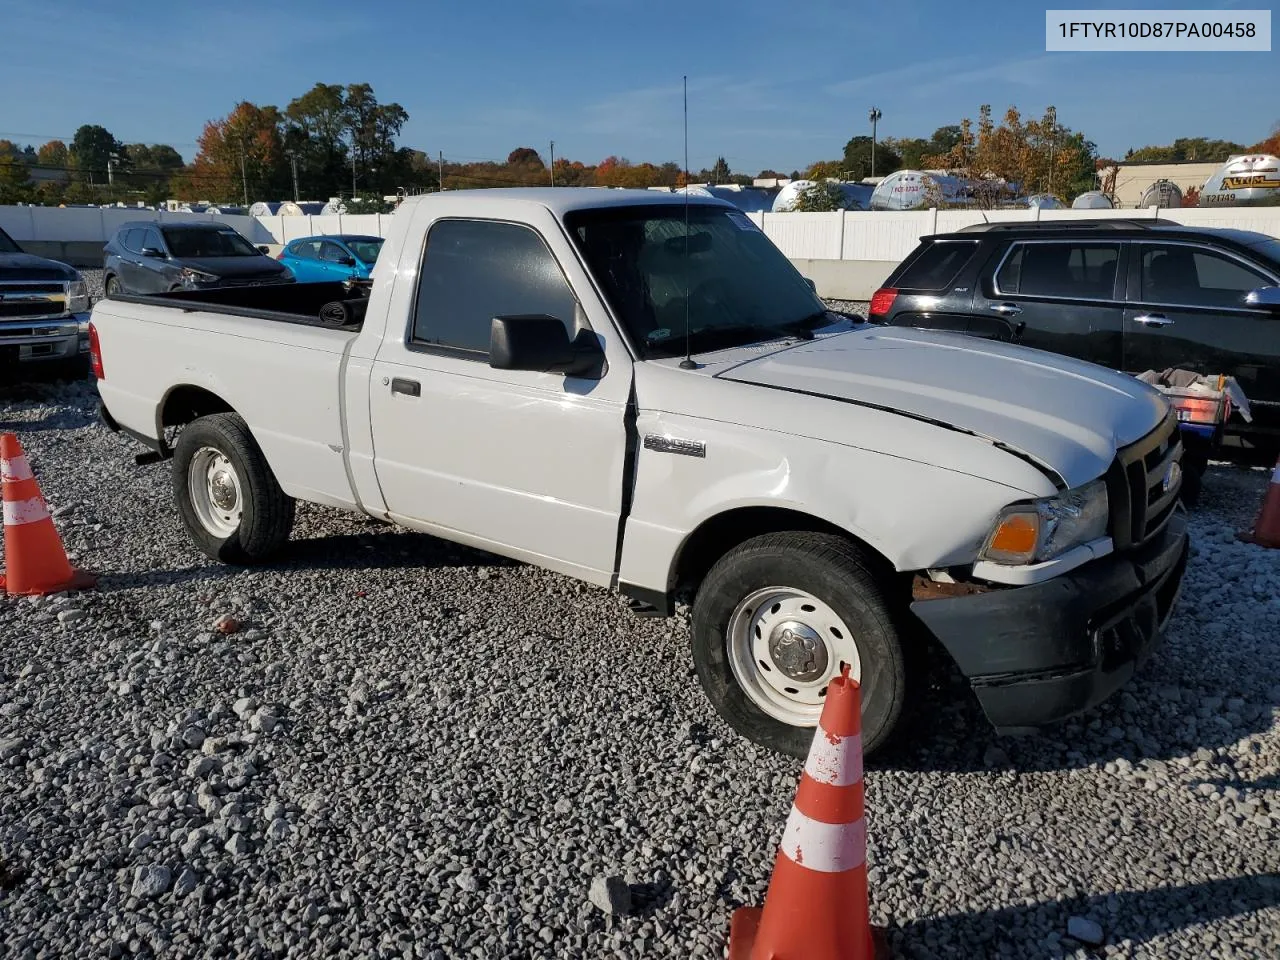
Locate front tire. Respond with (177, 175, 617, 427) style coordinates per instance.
(173, 413, 295, 564)
(691, 532, 908, 758)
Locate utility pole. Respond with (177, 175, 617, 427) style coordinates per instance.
(1046, 105, 1058, 197)
(239, 139, 249, 207)
(868, 107, 882, 179)
(351, 149, 357, 199)
(438, 151, 444, 192)
(287, 151, 299, 202)
(549, 140, 555, 187)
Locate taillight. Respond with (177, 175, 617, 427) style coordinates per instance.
(88, 322, 104, 380)
(276, 252, 286, 260)
(868, 287, 898, 319)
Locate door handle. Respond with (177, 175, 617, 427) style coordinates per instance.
(989, 302, 1022, 316)
(390, 377, 420, 397)
(1133, 313, 1174, 327)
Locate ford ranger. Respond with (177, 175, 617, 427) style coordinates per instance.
(91, 189, 1190, 757)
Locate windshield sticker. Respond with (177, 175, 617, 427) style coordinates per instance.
(725, 211, 761, 232)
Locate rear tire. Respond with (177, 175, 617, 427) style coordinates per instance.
(691, 532, 908, 758)
(104, 275, 120, 297)
(173, 413, 295, 564)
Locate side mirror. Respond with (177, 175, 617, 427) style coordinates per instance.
(257, 245, 271, 255)
(339, 255, 356, 266)
(489, 315, 605, 379)
(141, 247, 165, 258)
(1245, 286, 1280, 310)
(803, 277, 817, 293)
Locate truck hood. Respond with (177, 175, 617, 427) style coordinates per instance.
(715, 326, 1169, 488)
(0, 252, 78, 282)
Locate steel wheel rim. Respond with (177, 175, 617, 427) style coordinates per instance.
(726, 586, 862, 727)
(188, 446, 243, 538)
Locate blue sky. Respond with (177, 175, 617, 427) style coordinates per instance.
(2, 0, 1273, 173)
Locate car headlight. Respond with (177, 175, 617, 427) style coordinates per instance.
(979, 479, 1109, 565)
(181, 267, 219, 285)
(67, 277, 90, 313)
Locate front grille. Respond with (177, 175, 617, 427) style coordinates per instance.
(1106, 413, 1182, 551)
(0, 283, 64, 295)
(0, 300, 64, 319)
(219, 276, 287, 288)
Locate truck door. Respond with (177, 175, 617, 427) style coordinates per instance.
(972, 239, 1125, 369)
(367, 205, 633, 586)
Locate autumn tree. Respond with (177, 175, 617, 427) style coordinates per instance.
(1250, 129, 1280, 155)
(804, 159, 845, 180)
(181, 101, 288, 203)
(37, 140, 69, 169)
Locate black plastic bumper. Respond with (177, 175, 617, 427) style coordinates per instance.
(911, 508, 1189, 733)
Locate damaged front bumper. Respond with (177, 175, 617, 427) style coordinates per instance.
(911, 507, 1189, 733)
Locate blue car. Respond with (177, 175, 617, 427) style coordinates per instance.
(276, 235, 384, 283)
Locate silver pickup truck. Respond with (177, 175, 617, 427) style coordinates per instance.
(0, 225, 92, 375)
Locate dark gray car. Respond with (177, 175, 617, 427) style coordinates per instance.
(103, 221, 294, 295)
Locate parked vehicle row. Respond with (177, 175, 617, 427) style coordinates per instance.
(868, 220, 1280, 462)
(93, 188, 1189, 759)
(0, 225, 93, 375)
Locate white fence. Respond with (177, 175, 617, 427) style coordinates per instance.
(746, 206, 1280, 262)
(4, 203, 1280, 267)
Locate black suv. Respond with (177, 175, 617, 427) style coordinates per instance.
(868, 221, 1280, 459)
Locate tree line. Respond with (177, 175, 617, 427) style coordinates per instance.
(1, 89, 1275, 208)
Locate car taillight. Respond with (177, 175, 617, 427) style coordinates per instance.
(276, 252, 286, 260)
(868, 287, 898, 319)
(88, 322, 104, 380)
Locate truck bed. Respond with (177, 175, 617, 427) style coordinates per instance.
(107, 281, 367, 332)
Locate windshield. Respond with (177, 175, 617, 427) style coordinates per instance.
(346, 238, 384, 263)
(0, 227, 21, 254)
(565, 204, 830, 358)
(162, 226, 260, 258)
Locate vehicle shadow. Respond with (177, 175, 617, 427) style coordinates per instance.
(879, 873, 1280, 957)
(101, 529, 514, 592)
(872, 639, 1278, 775)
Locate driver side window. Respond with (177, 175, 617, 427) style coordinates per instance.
(411, 219, 580, 357)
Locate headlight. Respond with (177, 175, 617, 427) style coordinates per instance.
(181, 267, 219, 285)
(979, 480, 1109, 565)
(67, 277, 90, 313)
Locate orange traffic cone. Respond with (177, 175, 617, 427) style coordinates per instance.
(0, 433, 97, 596)
(728, 666, 886, 960)
(1238, 456, 1280, 549)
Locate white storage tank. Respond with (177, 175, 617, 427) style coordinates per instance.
(869, 170, 966, 210)
(771, 180, 810, 211)
(249, 201, 283, 216)
(1138, 179, 1183, 208)
(1198, 154, 1280, 207)
(1023, 193, 1064, 209)
(1071, 191, 1114, 209)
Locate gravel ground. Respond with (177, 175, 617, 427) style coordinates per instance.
(1, 314, 1279, 958)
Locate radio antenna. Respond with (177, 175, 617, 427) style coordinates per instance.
(678, 75, 697, 371)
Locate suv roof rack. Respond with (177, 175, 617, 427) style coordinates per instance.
(954, 218, 1182, 233)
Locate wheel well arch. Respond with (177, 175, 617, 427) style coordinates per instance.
(157, 385, 236, 447)
(670, 506, 896, 602)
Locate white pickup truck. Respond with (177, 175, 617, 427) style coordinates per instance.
(92, 189, 1189, 757)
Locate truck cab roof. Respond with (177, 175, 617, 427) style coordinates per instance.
(398, 187, 733, 217)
